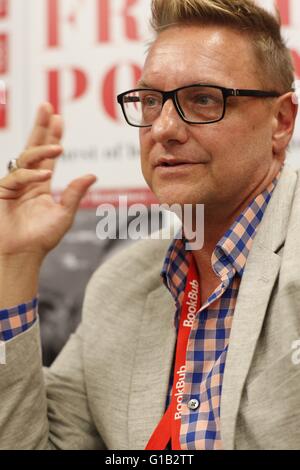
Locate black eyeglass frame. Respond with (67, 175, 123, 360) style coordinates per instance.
(117, 84, 281, 127)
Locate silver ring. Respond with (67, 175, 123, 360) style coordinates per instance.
(7, 158, 20, 173)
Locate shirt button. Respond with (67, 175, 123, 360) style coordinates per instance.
(187, 398, 200, 411)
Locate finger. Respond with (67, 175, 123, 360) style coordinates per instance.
(18, 144, 63, 169)
(0, 169, 52, 193)
(40, 114, 64, 175)
(26, 102, 54, 148)
(45, 114, 64, 145)
(60, 175, 97, 213)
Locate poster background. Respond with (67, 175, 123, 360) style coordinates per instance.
(1, 0, 156, 205)
(0, 0, 300, 364)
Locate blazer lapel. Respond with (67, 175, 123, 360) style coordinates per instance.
(128, 283, 176, 450)
(220, 246, 281, 449)
(220, 165, 298, 449)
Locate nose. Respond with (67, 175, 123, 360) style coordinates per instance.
(151, 98, 188, 145)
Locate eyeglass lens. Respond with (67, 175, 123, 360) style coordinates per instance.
(122, 86, 224, 126)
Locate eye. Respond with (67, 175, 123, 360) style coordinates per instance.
(193, 94, 219, 106)
(141, 94, 161, 108)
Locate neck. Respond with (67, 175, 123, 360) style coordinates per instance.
(184, 162, 282, 276)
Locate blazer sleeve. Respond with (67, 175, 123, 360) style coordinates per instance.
(0, 319, 105, 450)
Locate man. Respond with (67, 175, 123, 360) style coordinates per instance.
(0, 0, 298, 450)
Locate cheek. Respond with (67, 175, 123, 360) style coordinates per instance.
(139, 130, 153, 183)
(206, 119, 264, 164)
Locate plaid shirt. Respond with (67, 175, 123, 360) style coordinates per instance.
(0, 298, 37, 341)
(161, 174, 280, 450)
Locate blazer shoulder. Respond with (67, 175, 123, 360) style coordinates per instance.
(83, 229, 173, 312)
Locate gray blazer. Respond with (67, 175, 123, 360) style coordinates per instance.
(0, 164, 300, 450)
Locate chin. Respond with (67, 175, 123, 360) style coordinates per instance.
(148, 171, 211, 206)
(154, 188, 204, 207)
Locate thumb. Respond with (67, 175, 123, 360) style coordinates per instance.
(60, 175, 97, 213)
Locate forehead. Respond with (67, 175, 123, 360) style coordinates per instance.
(141, 25, 260, 90)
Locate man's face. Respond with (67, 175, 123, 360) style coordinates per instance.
(139, 25, 279, 212)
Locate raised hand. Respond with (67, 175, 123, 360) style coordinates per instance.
(0, 102, 97, 260)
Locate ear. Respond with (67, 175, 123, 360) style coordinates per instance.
(272, 92, 298, 158)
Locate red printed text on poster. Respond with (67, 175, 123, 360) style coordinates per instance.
(0, 33, 8, 74)
(0, 0, 8, 19)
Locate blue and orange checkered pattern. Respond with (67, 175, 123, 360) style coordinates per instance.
(0, 298, 38, 341)
(161, 172, 280, 450)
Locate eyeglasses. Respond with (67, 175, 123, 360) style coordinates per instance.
(117, 84, 281, 127)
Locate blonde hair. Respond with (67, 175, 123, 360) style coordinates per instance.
(150, 0, 295, 93)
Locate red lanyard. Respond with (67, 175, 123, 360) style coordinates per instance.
(145, 253, 200, 450)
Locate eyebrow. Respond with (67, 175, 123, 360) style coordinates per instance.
(136, 79, 151, 88)
(135, 79, 225, 89)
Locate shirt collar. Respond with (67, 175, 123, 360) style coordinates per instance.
(212, 171, 281, 279)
